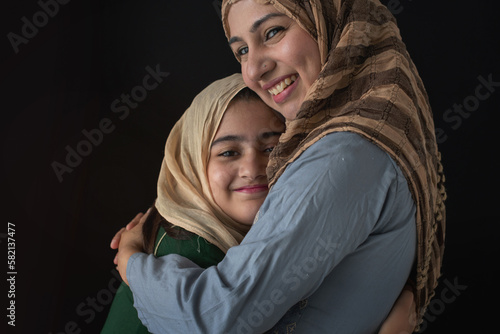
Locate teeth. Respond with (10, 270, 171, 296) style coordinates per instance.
(277, 83, 284, 93)
(268, 75, 297, 96)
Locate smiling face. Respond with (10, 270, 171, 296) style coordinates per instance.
(227, 0, 322, 120)
(207, 97, 284, 225)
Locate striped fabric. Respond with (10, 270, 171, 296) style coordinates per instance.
(222, 0, 446, 328)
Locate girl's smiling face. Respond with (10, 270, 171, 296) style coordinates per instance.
(227, 0, 322, 120)
(207, 97, 284, 225)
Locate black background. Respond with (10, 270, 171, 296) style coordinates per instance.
(1, 1, 498, 333)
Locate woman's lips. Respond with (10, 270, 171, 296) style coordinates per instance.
(266, 75, 298, 95)
(234, 185, 269, 193)
(270, 76, 299, 104)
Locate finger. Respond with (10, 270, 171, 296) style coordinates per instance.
(402, 290, 417, 331)
(110, 227, 126, 249)
(409, 299, 417, 329)
(110, 230, 123, 249)
(126, 212, 144, 230)
(138, 207, 152, 225)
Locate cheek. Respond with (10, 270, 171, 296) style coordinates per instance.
(303, 44, 322, 83)
(287, 35, 321, 83)
(207, 163, 231, 198)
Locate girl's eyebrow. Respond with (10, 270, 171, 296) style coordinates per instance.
(211, 135, 243, 147)
(228, 13, 286, 46)
(211, 131, 282, 147)
(261, 131, 283, 139)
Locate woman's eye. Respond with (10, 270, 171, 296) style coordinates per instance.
(237, 46, 248, 56)
(264, 146, 275, 153)
(266, 27, 284, 40)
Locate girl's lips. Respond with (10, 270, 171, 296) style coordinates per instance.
(234, 185, 269, 193)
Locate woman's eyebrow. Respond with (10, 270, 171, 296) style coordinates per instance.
(250, 13, 285, 33)
(228, 36, 242, 46)
(228, 13, 285, 46)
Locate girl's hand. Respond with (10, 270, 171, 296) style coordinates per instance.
(378, 286, 417, 334)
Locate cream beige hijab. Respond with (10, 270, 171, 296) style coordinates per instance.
(222, 0, 446, 327)
(155, 74, 250, 253)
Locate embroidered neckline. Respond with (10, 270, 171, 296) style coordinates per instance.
(154, 232, 167, 256)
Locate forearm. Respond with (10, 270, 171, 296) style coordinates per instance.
(128, 217, 348, 333)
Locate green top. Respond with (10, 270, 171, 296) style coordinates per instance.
(101, 226, 225, 333)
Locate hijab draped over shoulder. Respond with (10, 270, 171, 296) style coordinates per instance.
(155, 74, 250, 253)
(222, 0, 446, 327)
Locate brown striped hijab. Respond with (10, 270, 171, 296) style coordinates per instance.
(222, 0, 446, 326)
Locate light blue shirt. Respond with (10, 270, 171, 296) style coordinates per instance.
(127, 132, 416, 333)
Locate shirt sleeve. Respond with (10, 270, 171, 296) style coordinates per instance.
(127, 132, 415, 333)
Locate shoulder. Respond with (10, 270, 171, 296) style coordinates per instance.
(273, 131, 401, 193)
(263, 132, 413, 229)
(302, 131, 395, 168)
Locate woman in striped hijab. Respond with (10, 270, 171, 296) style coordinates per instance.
(222, 0, 446, 329)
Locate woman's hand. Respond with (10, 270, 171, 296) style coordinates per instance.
(378, 286, 417, 334)
(113, 209, 150, 285)
(110, 212, 145, 251)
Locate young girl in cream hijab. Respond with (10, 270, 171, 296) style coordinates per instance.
(103, 74, 284, 332)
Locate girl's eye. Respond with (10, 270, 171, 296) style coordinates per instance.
(219, 150, 239, 157)
(264, 146, 275, 153)
(266, 27, 284, 41)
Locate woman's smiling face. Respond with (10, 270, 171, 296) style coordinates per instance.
(227, 0, 322, 120)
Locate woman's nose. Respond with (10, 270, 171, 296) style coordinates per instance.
(245, 49, 274, 83)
